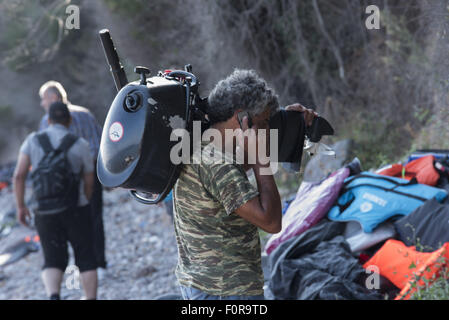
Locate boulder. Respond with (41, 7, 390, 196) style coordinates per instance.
(303, 139, 355, 182)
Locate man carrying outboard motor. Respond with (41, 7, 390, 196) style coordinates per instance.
(96, 30, 331, 300)
(173, 69, 317, 300)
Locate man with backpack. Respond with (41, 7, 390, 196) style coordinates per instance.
(38, 80, 107, 279)
(13, 102, 98, 300)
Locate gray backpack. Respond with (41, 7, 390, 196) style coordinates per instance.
(31, 133, 79, 214)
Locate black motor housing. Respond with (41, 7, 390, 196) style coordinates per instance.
(97, 73, 191, 203)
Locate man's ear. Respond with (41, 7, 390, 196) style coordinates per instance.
(233, 109, 243, 128)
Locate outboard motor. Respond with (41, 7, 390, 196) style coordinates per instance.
(97, 29, 208, 204)
(97, 30, 335, 205)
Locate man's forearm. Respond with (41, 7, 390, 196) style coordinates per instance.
(83, 172, 94, 201)
(84, 184, 93, 201)
(253, 163, 282, 228)
(13, 176, 26, 208)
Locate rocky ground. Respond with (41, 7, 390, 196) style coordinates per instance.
(0, 187, 181, 300)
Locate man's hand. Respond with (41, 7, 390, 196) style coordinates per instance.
(17, 206, 31, 227)
(236, 116, 270, 167)
(236, 116, 257, 163)
(285, 103, 318, 127)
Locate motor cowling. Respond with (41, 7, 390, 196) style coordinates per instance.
(97, 71, 192, 203)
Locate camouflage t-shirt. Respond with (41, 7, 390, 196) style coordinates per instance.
(173, 142, 263, 296)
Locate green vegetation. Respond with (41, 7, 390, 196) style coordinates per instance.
(0, 0, 79, 71)
(102, 0, 144, 16)
(2, 0, 445, 171)
(398, 229, 449, 300)
(0, 105, 12, 123)
(0, 105, 13, 156)
(102, 0, 181, 44)
(409, 262, 449, 300)
(210, 0, 448, 171)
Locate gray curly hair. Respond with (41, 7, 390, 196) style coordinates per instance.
(207, 69, 279, 124)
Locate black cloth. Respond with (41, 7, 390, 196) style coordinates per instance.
(394, 198, 449, 251)
(34, 205, 97, 272)
(267, 219, 383, 300)
(90, 170, 106, 268)
(269, 110, 305, 164)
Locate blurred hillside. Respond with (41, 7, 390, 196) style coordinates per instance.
(0, 0, 448, 169)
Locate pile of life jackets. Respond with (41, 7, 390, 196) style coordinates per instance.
(266, 150, 449, 300)
(347, 152, 449, 299)
(348, 151, 449, 299)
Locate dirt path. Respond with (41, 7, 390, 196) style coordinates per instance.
(0, 188, 180, 300)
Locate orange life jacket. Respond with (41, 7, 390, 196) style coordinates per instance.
(363, 239, 449, 300)
(377, 155, 440, 186)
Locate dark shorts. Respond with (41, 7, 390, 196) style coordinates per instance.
(34, 205, 97, 273)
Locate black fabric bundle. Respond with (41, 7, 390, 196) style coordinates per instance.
(268, 219, 383, 300)
(394, 198, 449, 251)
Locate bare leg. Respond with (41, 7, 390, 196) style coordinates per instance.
(41, 268, 64, 297)
(80, 269, 98, 300)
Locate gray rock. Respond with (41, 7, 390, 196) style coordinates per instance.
(135, 265, 158, 279)
(303, 139, 355, 182)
